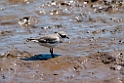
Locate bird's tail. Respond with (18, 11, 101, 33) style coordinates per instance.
(26, 38, 39, 42)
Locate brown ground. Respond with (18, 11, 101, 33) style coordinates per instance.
(0, 50, 124, 83)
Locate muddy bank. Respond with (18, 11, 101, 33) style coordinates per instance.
(0, 49, 124, 83)
(0, 0, 124, 83)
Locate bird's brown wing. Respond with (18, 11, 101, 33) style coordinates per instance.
(38, 36, 59, 43)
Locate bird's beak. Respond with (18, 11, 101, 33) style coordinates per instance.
(66, 36, 69, 39)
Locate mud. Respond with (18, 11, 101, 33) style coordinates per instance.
(0, 50, 124, 83)
(0, 0, 124, 83)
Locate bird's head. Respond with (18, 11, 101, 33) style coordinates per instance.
(55, 31, 69, 39)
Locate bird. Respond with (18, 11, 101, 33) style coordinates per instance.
(26, 31, 69, 58)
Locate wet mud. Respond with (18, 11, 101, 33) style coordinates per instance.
(0, 50, 124, 83)
(0, 0, 124, 83)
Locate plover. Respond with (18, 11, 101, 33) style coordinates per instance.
(27, 31, 69, 58)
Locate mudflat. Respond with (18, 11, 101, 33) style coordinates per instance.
(0, 0, 124, 83)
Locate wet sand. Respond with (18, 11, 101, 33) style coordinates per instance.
(0, 50, 124, 83)
(0, 0, 124, 83)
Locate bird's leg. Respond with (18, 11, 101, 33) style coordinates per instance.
(50, 48, 54, 58)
